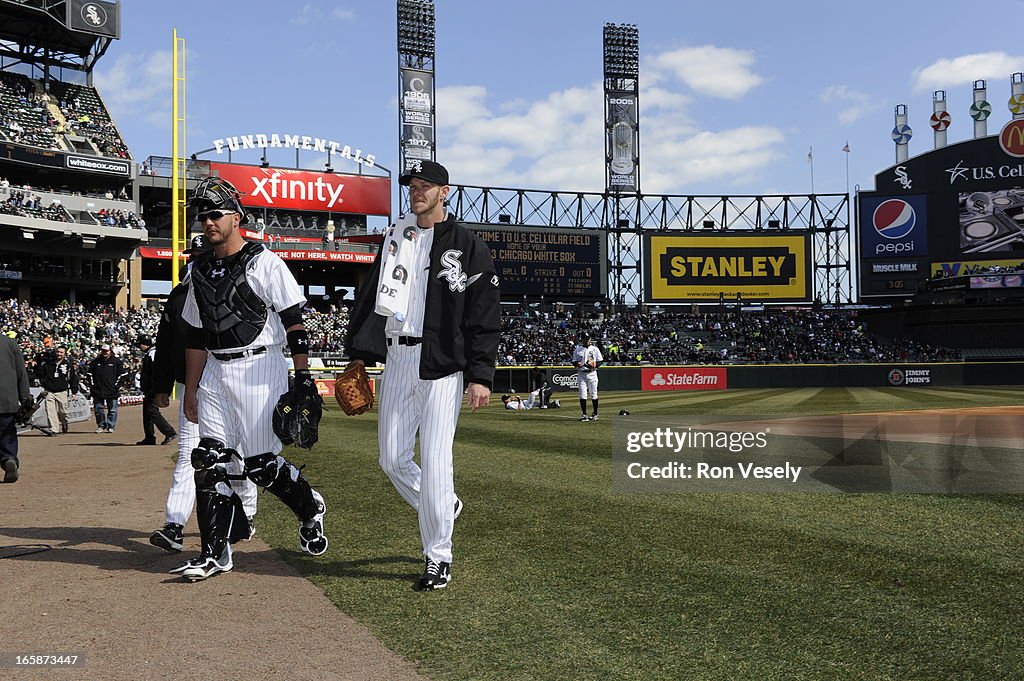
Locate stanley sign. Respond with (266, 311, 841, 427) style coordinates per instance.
(645, 234, 810, 302)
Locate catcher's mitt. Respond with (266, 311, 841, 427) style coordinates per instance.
(273, 370, 323, 449)
(335, 361, 374, 415)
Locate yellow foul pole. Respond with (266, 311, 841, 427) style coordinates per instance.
(171, 29, 187, 286)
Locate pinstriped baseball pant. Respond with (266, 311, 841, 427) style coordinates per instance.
(378, 343, 462, 564)
(164, 383, 258, 527)
(198, 352, 287, 460)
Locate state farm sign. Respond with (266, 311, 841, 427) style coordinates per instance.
(641, 367, 727, 391)
(210, 162, 390, 216)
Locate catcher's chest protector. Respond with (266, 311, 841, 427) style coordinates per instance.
(192, 242, 268, 350)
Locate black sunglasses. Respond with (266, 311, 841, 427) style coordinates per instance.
(196, 209, 235, 222)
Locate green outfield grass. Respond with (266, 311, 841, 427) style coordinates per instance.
(258, 387, 1024, 680)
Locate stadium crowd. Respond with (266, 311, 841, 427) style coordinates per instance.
(0, 188, 72, 222)
(498, 307, 959, 365)
(0, 300, 957, 388)
(0, 72, 131, 159)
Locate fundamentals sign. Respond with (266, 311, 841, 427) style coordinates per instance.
(645, 234, 810, 302)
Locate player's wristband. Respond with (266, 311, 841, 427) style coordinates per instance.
(294, 368, 315, 393)
(287, 328, 309, 355)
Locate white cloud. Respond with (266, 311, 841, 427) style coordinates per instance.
(434, 77, 783, 195)
(643, 127, 786, 194)
(292, 4, 356, 24)
(913, 52, 1024, 92)
(819, 84, 879, 125)
(93, 50, 173, 130)
(436, 83, 606, 191)
(649, 46, 764, 100)
(291, 4, 318, 25)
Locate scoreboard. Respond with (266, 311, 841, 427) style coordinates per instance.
(466, 223, 606, 299)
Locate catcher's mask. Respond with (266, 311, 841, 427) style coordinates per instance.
(189, 177, 249, 225)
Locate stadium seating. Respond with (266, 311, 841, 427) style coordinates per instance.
(0, 71, 61, 150)
(48, 80, 131, 159)
(0, 73, 131, 159)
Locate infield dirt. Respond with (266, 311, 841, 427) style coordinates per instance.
(0, 403, 424, 681)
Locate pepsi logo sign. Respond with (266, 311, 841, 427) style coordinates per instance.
(873, 199, 916, 240)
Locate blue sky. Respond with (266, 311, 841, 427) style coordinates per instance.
(94, 0, 1024, 201)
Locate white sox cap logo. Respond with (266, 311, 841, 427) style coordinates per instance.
(437, 249, 468, 292)
(82, 3, 108, 27)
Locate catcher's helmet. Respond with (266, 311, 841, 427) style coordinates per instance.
(189, 177, 249, 224)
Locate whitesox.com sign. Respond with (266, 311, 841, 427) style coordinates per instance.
(210, 163, 390, 216)
(642, 368, 727, 391)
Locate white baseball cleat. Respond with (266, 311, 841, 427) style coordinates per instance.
(299, 490, 328, 556)
(171, 545, 232, 581)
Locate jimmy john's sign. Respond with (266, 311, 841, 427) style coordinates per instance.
(644, 234, 811, 302)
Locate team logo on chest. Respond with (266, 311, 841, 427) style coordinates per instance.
(437, 249, 467, 292)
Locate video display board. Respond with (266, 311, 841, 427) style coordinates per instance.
(858, 127, 1024, 298)
(466, 224, 606, 299)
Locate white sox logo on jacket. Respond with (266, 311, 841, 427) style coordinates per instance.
(438, 250, 468, 292)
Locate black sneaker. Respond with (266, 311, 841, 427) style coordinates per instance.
(415, 557, 451, 591)
(590, 414, 599, 421)
(579, 415, 590, 422)
(2, 459, 18, 483)
(150, 523, 184, 552)
(454, 498, 463, 520)
(161, 433, 178, 446)
(136, 438, 157, 446)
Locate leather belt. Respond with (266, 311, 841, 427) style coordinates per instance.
(212, 346, 267, 361)
(387, 336, 422, 347)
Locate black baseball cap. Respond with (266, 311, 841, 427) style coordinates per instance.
(137, 335, 153, 347)
(399, 160, 449, 186)
(187, 234, 211, 253)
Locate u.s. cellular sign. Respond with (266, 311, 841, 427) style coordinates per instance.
(644, 234, 811, 302)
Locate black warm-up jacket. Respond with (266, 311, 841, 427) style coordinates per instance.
(346, 215, 501, 388)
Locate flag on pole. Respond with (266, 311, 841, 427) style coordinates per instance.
(842, 142, 850, 153)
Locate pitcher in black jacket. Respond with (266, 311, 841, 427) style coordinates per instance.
(346, 160, 501, 591)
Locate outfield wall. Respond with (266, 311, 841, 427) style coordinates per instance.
(492, 362, 1024, 394)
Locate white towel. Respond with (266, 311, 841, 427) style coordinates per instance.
(374, 214, 420, 322)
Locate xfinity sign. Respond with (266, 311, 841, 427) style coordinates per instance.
(251, 173, 345, 209)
